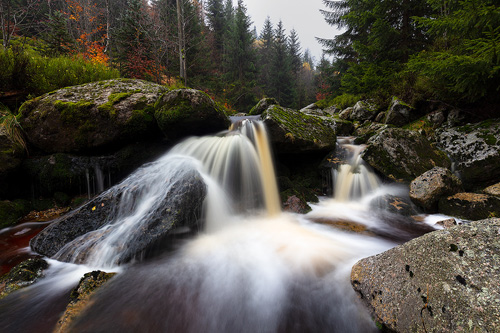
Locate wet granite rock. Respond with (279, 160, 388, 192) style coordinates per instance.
(362, 128, 450, 182)
(438, 193, 500, 221)
(54, 270, 116, 333)
(0, 258, 48, 299)
(409, 167, 463, 212)
(351, 218, 500, 332)
(31, 165, 207, 264)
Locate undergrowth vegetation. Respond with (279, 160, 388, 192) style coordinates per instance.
(0, 45, 120, 98)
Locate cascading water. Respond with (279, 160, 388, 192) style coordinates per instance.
(0, 120, 437, 332)
(331, 137, 380, 201)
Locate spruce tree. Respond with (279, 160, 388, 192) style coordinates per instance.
(271, 20, 294, 107)
(257, 17, 274, 97)
(223, 0, 257, 110)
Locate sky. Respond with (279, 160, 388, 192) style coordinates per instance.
(241, 0, 343, 64)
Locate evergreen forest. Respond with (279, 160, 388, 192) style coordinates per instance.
(1, 0, 499, 114)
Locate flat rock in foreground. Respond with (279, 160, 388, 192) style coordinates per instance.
(351, 218, 500, 332)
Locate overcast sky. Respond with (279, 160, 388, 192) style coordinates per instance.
(241, 0, 342, 64)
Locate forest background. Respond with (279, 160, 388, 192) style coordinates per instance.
(1, 0, 499, 115)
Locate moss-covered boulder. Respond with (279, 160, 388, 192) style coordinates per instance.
(349, 100, 378, 122)
(154, 89, 230, 140)
(409, 167, 463, 212)
(362, 128, 451, 182)
(0, 258, 48, 299)
(248, 97, 278, 115)
(54, 270, 116, 332)
(351, 218, 500, 332)
(261, 105, 336, 154)
(384, 97, 416, 127)
(18, 79, 167, 153)
(438, 193, 500, 220)
(437, 119, 500, 189)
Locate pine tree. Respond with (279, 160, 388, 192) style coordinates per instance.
(257, 16, 274, 96)
(288, 28, 302, 107)
(223, 0, 257, 110)
(270, 20, 294, 106)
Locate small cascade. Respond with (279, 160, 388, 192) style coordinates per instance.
(331, 137, 380, 201)
(172, 119, 280, 218)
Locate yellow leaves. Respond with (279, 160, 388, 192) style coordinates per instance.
(92, 206, 96, 211)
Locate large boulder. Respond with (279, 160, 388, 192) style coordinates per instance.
(438, 192, 500, 220)
(384, 97, 415, 127)
(350, 100, 378, 122)
(261, 105, 336, 154)
(351, 218, 500, 332)
(436, 119, 500, 189)
(31, 160, 207, 264)
(18, 79, 167, 153)
(409, 167, 463, 212)
(362, 128, 450, 182)
(154, 89, 231, 140)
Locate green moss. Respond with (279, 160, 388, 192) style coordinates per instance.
(124, 109, 154, 135)
(267, 105, 335, 144)
(0, 258, 49, 299)
(56, 100, 94, 124)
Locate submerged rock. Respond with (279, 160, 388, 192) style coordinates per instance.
(18, 79, 167, 153)
(351, 218, 500, 332)
(54, 270, 116, 333)
(362, 128, 450, 182)
(154, 89, 231, 140)
(437, 119, 500, 189)
(438, 192, 500, 221)
(0, 258, 48, 299)
(409, 167, 462, 212)
(262, 105, 336, 153)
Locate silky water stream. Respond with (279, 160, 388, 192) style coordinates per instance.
(0, 123, 440, 332)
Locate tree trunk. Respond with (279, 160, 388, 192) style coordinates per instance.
(176, 0, 186, 85)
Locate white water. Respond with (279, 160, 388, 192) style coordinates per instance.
(0, 121, 437, 332)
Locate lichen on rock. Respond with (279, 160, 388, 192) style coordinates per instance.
(362, 128, 450, 182)
(351, 218, 500, 332)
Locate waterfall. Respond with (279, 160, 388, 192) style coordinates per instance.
(331, 137, 380, 201)
(0, 120, 437, 333)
